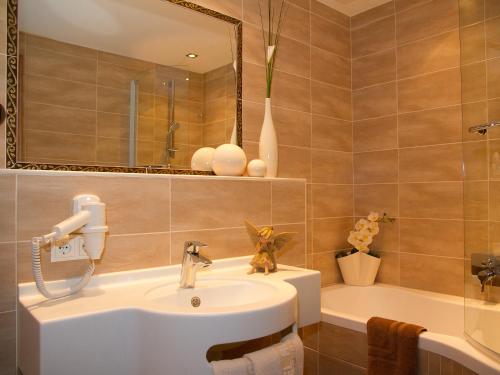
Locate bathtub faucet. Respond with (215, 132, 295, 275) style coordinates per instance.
(477, 256, 499, 293)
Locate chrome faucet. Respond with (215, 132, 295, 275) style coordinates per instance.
(478, 256, 499, 293)
(179, 241, 212, 288)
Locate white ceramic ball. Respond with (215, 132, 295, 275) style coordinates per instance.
(211, 144, 247, 176)
(247, 159, 267, 177)
(191, 147, 215, 171)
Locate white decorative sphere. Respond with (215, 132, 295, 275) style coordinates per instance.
(211, 144, 247, 176)
(247, 159, 267, 177)
(191, 147, 215, 171)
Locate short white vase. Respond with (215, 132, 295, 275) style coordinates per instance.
(337, 251, 381, 286)
(259, 98, 278, 177)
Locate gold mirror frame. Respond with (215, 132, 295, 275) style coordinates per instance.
(5, 0, 242, 175)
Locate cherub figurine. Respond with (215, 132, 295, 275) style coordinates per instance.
(245, 220, 295, 275)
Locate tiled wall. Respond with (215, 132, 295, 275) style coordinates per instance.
(19, 32, 206, 168)
(202, 63, 236, 147)
(351, 0, 467, 296)
(460, 0, 500, 303)
(301, 322, 478, 375)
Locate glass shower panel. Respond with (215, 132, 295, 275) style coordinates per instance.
(460, 0, 500, 357)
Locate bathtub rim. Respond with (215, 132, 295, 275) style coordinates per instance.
(320, 284, 500, 375)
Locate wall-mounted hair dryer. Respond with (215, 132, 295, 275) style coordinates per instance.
(31, 194, 108, 299)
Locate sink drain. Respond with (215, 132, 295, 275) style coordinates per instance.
(191, 296, 201, 307)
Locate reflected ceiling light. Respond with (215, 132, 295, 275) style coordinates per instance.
(186, 53, 198, 58)
(185, 77, 190, 81)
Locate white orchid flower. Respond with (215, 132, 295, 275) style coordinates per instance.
(367, 212, 380, 222)
(367, 222, 379, 235)
(354, 218, 370, 231)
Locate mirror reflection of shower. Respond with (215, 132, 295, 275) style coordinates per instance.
(166, 80, 180, 167)
(128, 78, 181, 169)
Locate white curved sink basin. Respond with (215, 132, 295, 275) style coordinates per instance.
(145, 278, 292, 313)
(18, 257, 320, 375)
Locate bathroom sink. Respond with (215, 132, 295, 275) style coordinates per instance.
(18, 257, 319, 375)
(145, 278, 290, 313)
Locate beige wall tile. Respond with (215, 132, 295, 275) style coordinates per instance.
(312, 217, 353, 253)
(311, 81, 351, 120)
(311, 150, 353, 184)
(311, 115, 352, 152)
(271, 70, 311, 113)
(462, 61, 487, 103)
(312, 251, 343, 286)
(24, 102, 96, 136)
(352, 49, 396, 90)
(399, 182, 463, 219)
(272, 180, 306, 224)
(376, 251, 400, 284)
(398, 144, 463, 182)
(26, 33, 97, 59)
(274, 36, 311, 78)
(0, 243, 15, 312)
(311, 47, 351, 89)
(459, 0, 485, 26)
(171, 178, 271, 231)
(463, 101, 487, 141)
(23, 130, 96, 164)
(0, 311, 16, 375)
(371, 220, 399, 252)
(400, 219, 464, 257)
(354, 150, 398, 184)
(396, 0, 459, 46)
(465, 220, 488, 257)
(397, 30, 460, 79)
(0, 175, 15, 243)
(311, 14, 350, 58)
(96, 137, 129, 165)
(395, 0, 432, 13)
(97, 86, 129, 115)
(278, 145, 311, 180)
(352, 16, 395, 58)
(353, 82, 397, 121)
(486, 0, 500, 19)
(487, 57, 500, 98)
(354, 184, 398, 217)
(24, 74, 96, 110)
(461, 23, 486, 65)
(464, 181, 488, 220)
(353, 116, 398, 152)
(17, 175, 171, 240)
(489, 181, 500, 221)
(398, 106, 462, 147)
(400, 253, 464, 296)
(312, 184, 353, 218)
(464, 141, 488, 180)
(311, 0, 350, 27)
(25, 45, 97, 84)
(398, 68, 461, 113)
(318, 322, 368, 367)
(351, 1, 395, 29)
(486, 16, 500, 59)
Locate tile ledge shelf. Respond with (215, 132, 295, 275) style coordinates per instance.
(0, 169, 306, 182)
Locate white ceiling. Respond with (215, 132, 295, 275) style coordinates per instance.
(19, 0, 235, 73)
(318, 0, 392, 16)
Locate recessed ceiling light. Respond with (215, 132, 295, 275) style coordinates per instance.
(185, 77, 190, 81)
(186, 53, 198, 59)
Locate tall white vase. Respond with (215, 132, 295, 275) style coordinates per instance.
(259, 98, 278, 177)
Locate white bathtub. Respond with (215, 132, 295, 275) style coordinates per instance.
(321, 284, 500, 375)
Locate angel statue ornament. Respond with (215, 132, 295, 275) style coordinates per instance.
(245, 220, 295, 275)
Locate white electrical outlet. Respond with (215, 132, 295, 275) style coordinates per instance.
(51, 235, 87, 262)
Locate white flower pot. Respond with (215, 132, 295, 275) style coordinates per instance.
(337, 251, 381, 286)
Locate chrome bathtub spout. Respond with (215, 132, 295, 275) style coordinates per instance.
(179, 241, 211, 288)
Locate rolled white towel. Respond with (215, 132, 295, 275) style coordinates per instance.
(244, 332, 304, 375)
(211, 357, 253, 375)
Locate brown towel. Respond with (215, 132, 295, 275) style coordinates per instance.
(367, 317, 426, 375)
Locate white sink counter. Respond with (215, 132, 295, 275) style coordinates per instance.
(18, 256, 320, 375)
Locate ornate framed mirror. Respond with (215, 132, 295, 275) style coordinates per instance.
(5, 0, 242, 174)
